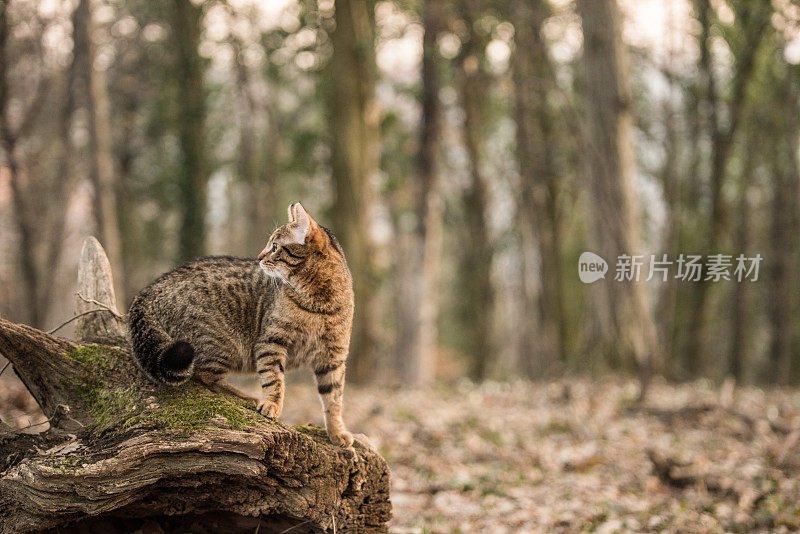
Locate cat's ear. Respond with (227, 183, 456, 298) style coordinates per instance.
(287, 202, 317, 244)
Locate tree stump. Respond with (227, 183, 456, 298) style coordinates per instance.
(74, 236, 127, 345)
(0, 238, 392, 533)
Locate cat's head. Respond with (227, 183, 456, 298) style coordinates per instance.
(258, 203, 347, 287)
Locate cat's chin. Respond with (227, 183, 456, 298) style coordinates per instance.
(260, 262, 288, 285)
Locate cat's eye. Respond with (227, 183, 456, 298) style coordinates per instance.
(271, 243, 278, 253)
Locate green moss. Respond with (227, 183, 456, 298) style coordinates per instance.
(65, 344, 126, 378)
(66, 345, 142, 433)
(85, 383, 262, 435)
(87, 388, 144, 433)
(140, 382, 261, 432)
(294, 424, 328, 439)
(50, 451, 91, 472)
(65, 345, 262, 435)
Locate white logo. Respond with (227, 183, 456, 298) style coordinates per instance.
(578, 252, 762, 283)
(578, 252, 608, 284)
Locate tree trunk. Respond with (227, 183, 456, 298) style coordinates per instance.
(0, 240, 391, 533)
(72, 0, 125, 302)
(728, 142, 755, 383)
(2, 149, 38, 328)
(511, 0, 567, 374)
(456, 0, 495, 382)
(768, 160, 794, 385)
(329, 0, 380, 383)
(768, 68, 800, 385)
(787, 79, 800, 386)
(0, 0, 77, 328)
(230, 32, 278, 255)
(74, 237, 127, 344)
(37, 22, 80, 328)
(171, 0, 208, 262)
(0, 1, 40, 327)
(397, 0, 443, 386)
(657, 89, 680, 377)
(577, 0, 658, 397)
(115, 97, 139, 303)
(683, 0, 771, 376)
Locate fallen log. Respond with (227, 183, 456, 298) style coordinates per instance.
(0, 238, 391, 533)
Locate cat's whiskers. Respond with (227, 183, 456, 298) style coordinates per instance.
(260, 261, 291, 290)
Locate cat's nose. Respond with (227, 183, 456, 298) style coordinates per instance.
(258, 249, 268, 261)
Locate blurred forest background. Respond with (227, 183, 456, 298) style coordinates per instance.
(1, 0, 800, 389)
(4, 0, 800, 530)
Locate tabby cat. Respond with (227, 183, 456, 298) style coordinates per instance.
(128, 203, 354, 447)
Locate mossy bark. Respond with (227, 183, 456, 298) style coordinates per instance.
(0, 318, 391, 533)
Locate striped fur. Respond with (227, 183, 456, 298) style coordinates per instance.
(128, 203, 355, 447)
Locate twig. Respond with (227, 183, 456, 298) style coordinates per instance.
(75, 293, 125, 320)
(277, 519, 316, 534)
(47, 310, 113, 335)
(15, 404, 84, 431)
(47, 294, 127, 335)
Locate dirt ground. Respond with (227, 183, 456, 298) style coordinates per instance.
(3, 367, 800, 533)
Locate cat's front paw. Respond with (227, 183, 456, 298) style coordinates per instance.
(329, 429, 354, 448)
(257, 400, 282, 418)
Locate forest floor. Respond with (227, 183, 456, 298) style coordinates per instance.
(2, 368, 800, 533)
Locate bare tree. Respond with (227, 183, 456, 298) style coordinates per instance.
(171, 0, 208, 262)
(329, 0, 380, 382)
(0, 0, 72, 328)
(0, 3, 36, 327)
(0, 0, 38, 327)
(396, 0, 444, 385)
(577, 0, 658, 397)
(511, 0, 567, 374)
(654, 11, 682, 375)
(457, 0, 494, 382)
(727, 131, 756, 383)
(230, 26, 279, 255)
(767, 65, 800, 384)
(682, 0, 772, 375)
(72, 0, 125, 301)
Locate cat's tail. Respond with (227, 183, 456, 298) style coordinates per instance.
(128, 298, 195, 385)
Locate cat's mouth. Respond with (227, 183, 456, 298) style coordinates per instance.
(260, 261, 291, 287)
(260, 260, 283, 278)
(259, 261, 273, 275)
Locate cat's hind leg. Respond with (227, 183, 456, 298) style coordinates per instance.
(196, 372, 259, 407)
(189, 335, 259, 406)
